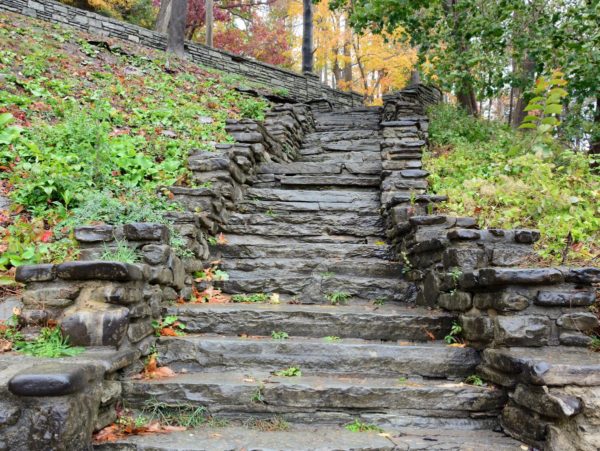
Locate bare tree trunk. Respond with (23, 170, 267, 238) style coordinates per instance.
(155, 0, 172, 33)
(409, 70, 420, 85)
(456, 85, 478, 116)
(167, 0, 187, 57)
(205, 0, 213, 47)
(342, 39, 352, 85)
(510, 55, 536, 128)
(591, 97, 600, 169)
(302, 0, 314, 73)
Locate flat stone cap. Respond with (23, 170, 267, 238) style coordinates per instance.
(8, 363, 89, 397)
(56, 261, 143, 281)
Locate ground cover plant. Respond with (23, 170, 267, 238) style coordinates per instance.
(425, 103, 599, 265)
(0, 11, 270, 280)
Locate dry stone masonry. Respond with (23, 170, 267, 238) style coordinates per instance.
(3, 83, 599, 450)
(0, 0, 362, 109)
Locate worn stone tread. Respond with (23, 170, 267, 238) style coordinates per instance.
(93, 425, 524, 451)
(211, 242, 391, 260)
(156, 335, 480, 378)
(166, 303, 455, 341)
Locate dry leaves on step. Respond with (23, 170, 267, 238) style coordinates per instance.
(93, 421, 186, 443)
(192, 286, 231, 304)
(133, 355, 176, 380)
(0, 338, 12, 353)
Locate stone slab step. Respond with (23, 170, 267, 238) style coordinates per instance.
(221, 211, 384, 237)
(302, 129, 379, 145)
(210, 242, 391, 260)
(274, 175, 381, 188)
(299, 150, 381, 162)
(165, 303, 454, 341)
(240, 199, 380, 213)
(156, 335, 480, 378)
(216, 271, 413, 302)
(218, 258, 403, 279)
(121, 372, 506, 425)
(94, 425, 525, 451)
(246, 188, 380, 204)
(219, 233, 386, 246)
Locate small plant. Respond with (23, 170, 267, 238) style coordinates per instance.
(448, 267, 463, 285)
(244, 416, 290, 432)
(273, 366, 302, 377)
(231, 293, 269, 303)
(326, 291, 350, 305)
(345, 419, 383, 433)
(324, 336, 340, 342)
(15, 327, 84, 358)
(0, 312, 24, 351)
(152, 316, 186, 337)
(589, 336, 600, 352)
(397, 377, 408, 384)
(444, 321, 463, 344)
(100, 241, 139, 264)
(373, 299, 385, 306)
(250, 384, 265, 404)
(194, 263, 229, 282)
(271, 330, 289, 340)
(465, 374, 484, 386)
(400, 251, 412, 274)
(320, 272, 335, 279)
(265, 208, 277, 217)
(142, 399, 207, 428)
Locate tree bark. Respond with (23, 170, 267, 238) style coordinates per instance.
(591, 97, 600, 169)
(205, 0, 213, 47)
(456, 84, 478, 116)
(342, 38, 352, 85)
(302, 0, 314, 73)
(155, 0, 172, 33)
(409, 70, 420, 85)
(510, 55, 536, 128)
(167, 0, 187, 57)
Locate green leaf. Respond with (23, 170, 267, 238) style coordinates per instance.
(524, 104, 542, 112)
(544, 104, 563, 115)
(541, 117, 560, 126)
(523, 115, 538, 122)
(518, 123, 537, 129)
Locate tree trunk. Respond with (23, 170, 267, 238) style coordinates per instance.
(302, 0, 314, 73)
(591, 97, 600, 169)
(155, 0, 172, 33)
(456, 84, 478, 116)
(167, 0, 187, 57)
(205, 0, 213, 47)
(342, 39, 352, 85)
(409, 70, 420, 85)
(511, 55, 535, 128)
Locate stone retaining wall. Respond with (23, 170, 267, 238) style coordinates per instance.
(0, 0, 363, 108)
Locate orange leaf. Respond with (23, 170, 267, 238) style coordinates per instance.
(217, 233, 227, 245)
(159, 327, 178, 336)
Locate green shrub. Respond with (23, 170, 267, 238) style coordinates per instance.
(15, 327, 84, 358)
(426, 104, 599, 264)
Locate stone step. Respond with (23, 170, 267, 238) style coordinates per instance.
(216, 270, 412, 302)
(303, 129, 379, 144)
(299, 150, 381, 162)
(165, 303, 454, 341)
(121, 372, 506, 427)
(240, 199, 380, 213)
(220, 211, 384, 237)
(218, 258, 403, 279)
(210, 241, 391, 260)
(94, 424, 525, 451)
(156, 335, 480, 379)
(272, 175, 381, 188)
(219, 233, 386, 246)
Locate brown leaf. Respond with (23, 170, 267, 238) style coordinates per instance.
(0, 338, 13, 353)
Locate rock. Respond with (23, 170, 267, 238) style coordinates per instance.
(74, 225, 114, 243)
(438, 291, 472, 311)
(399, 169, 429, 178)
(22, 286, 80, 307)
(0, 297, 23, 321)
(564, 267, 600, 284)
(443, 248, 485, 269)
(162, 286, 179, 302)
(61, 304, 130, 347)
(494, 315, 551, 347)
(559, 332, 593, 347)
(141, 244, 172, 265)
(473, 291, 530, 312)
(15, 264, 56, 283)
(408, 215, 446, 226)
(535, 290, 596, 307)
(127, 319, 154, 344)
(478, 268, 563, 286)
(514, 229, 541, 244)
(501, 402, 549, 445)
(460, 315, 494, 342)
(8, 364, 89, 396)
(455, 217, 478, 228)
(557, 312, 599, 331)
(102, 285, 143, 305)
(512, 384, 582, 419)
(56, 261, 143, 281)
(447, 229, 481, 240)
(123, 223, 169, 242)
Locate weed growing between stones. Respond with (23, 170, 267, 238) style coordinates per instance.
(232, 293, 269, 303)
(0, 311, 23, 352)
(243, 416, 290, 432)
(444, 321, 464, 345)
(273, 366, 302, 377)
(142, 399, 208, 428)
(250, 384, 266, 404)
(345, 419, 383, 433)
(100, 241, 140, 264)
(271, 330, 289, 340)
(151, 315, 186, 337)
(464, 375, 484, 386)
(15, 326, 84, 358)
(590, 336, 600, 352)
(324, 336, 340, 342)
(326, 291, 350, 305)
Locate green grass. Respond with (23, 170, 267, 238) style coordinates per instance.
(326, 291, 351, 305)
(273, 366, 302, 377)
(345, 419, 384, 433)
(99, 240, 140, 263)
(142, 399, 207, 428)
(15, 327, 84, 358)
(425, 103, 599, 264)
(464, 374, 484, 386)
(231, 293, 269, 303)
(271, 330, 289, 340)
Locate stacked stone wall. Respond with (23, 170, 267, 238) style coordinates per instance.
(0, 0, 363, 108)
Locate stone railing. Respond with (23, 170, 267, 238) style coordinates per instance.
(0, 0, 363, 108)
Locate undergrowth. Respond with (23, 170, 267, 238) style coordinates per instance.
(15, 326, 85, 358)
(425, 104, 599, 264)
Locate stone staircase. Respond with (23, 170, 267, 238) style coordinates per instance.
(98, 107, 527, 450)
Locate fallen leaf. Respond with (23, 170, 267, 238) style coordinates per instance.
(0, 338, 13, 352)
(217, 232, 227, 245)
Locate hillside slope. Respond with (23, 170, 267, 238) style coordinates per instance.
(0, 10, 271, 287)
